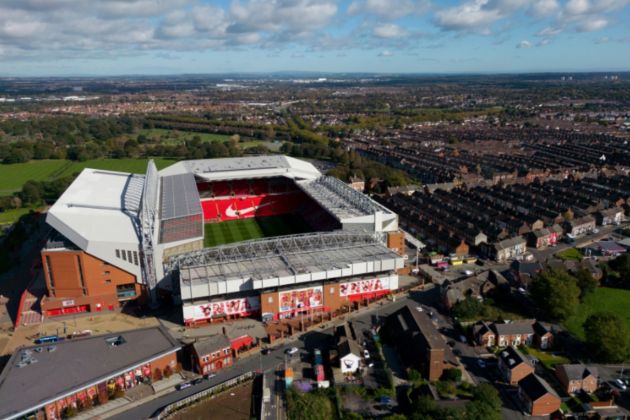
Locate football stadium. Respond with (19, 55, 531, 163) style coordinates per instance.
(41, 155, 405, 325)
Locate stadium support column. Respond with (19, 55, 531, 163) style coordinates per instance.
(140, 160, 160, 308)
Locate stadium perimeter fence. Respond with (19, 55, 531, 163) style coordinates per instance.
(150, 370, 255, 419)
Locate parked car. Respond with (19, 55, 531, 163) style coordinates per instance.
(203, 373, 217, 380)
(192, 377, 204, 385)
(363, 349, 370, 359)
(261, 347, 271, 355)
(615, 379, 627, 391)
(477, 359, 486, 368)
(285, 347, 299, 355)
(459, 335, 467, 344)
(176, 382, 192, 391)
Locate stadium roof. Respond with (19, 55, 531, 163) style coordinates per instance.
(175, 232, 403, 294)
(159, 155, 321, 180)
(160, 173, 202, 221)
(297, 176, 394, 221)
(46, 168, 143, 249)
(0, 327, 180, 420)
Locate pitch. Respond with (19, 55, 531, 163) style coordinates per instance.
(203, 215, 311, 247)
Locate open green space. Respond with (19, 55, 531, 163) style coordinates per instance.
(0, 158, 175, 195)
(556, 247, 583, 261)
(137, 128, 235, 144)
(0, 207, 36, 225)
(520, 346, 570, 370)
(203, 215, 310, 247)
(565, 287, 630, 340)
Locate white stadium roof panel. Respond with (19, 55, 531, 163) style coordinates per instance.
(159, 155, 321, 180)
(46, 168, 142, 247)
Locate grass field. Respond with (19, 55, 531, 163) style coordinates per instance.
(138, 128, 234, 144)
(565, 287, 630, 340)
(556, 247, 583, 261)
(203, 215, 310, 247)
(0, 158, 175, 195)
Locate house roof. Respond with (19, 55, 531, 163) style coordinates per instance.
(557, 364, 598, 381)
(532, 321, 552, 337)
(596, 241, 626, 253)
(338, 338, 361, 359)
(493, 320, 535, 336)
(0, 327, 180, 420)
(494, 236, 526, 250)
(192, 334, 231, 357)
(498, 346, 529, 369)
(532, 228, 551, 238)
(569, 215, 595, 227)
(518, 374, 559, 401)
(598, 207, 622, 217)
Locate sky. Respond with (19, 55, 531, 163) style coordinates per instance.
(0, 0, 629, 76)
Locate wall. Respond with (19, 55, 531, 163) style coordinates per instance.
(41, 249, 139, 313)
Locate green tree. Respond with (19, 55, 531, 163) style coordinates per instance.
(471, 383, 502, 412)
(583, 311, 630, 363)
(20, 181, 42, 205)
(464, 400, 501, 420)
(574, 268, 597, 300)
(441, 368, 462, 383)
(451, 297, 483, 320)
(530, 269, 580, 321)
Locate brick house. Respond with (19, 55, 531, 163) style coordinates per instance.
(517, 373, 561, 416)
(564, 215, 596, 237)
(472, 321, 495, 347)
(555, 364, 598, 395)
(493, 320, 535, 347)
(527, 228, 552, 249)
(190, 335, 233, 375)
(498, 346, 534, 385)
(533, 321, 553, 350)
(596, 207, 624, 226)
(483, 236, 527, 263)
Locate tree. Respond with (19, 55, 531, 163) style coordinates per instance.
(471, 383, 502, 412)
(583, 312, 630, 363)
(574, 269, 597, 300)
(451, 296, 483, 320)
(464, 400, 501, 420)
(20, 181, 42, 205)
(530, 269, 580, 321)
(442, 368, 462, 383)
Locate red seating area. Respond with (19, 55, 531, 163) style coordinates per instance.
(201, 191, 306, 221)
(196, 178, 296, 199)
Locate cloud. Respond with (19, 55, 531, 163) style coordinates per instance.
(536, 26, 563, 37)
(433, 0, 530, 33)
(595, 36, 609, 44)
(378, 50, 393, 56)
(517, 40, 533, 48)
(348, 0, 430, 20)
(373, 23, 408, 38)
(576, 18, 608, 31)
(531, 0, 560, 17)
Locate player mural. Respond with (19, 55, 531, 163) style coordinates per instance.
(339, 278, 390, 298)
(279, 286, 323, 313)
(183, 297, 261, 323)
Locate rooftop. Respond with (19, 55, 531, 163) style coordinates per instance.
(297, 176, 394, 221)
(498, 345, 529, 368)
(556, 364, 598, 381)
(192, 335, 231, 356)
(493, 320, 535, 336)
(159, 155, 321, 180)
(518, 373, 559, 401)
(46, 168, 144, 248)
(0, 327, 180, 420)
(174, 231, 401, 285)
(160, 173, 202, 221)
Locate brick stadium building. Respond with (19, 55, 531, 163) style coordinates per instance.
(41, 156, 405, 324)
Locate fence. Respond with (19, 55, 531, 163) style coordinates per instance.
(151, 371, 255, 419)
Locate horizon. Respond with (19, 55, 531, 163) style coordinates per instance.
(1, 0, 629, 76)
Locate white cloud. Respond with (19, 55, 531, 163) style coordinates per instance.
(516, 40, 533, 48)
(434, 0, 504, 32)
(348, 0, 430, 20)
(576, 18, 608, 31)
(531, 0, 560, 17)
(373, 23, 408, 38)
(378, 50, 393, 56)
(595, 36, 609, 43)
(536, 26, 563, 37)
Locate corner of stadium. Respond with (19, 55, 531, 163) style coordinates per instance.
(40, 155, 407, 325)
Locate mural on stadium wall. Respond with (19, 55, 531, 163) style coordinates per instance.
(184, 297, 261, 322)
(279, 286, 323, 313)
(339, 278, 390, 297)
